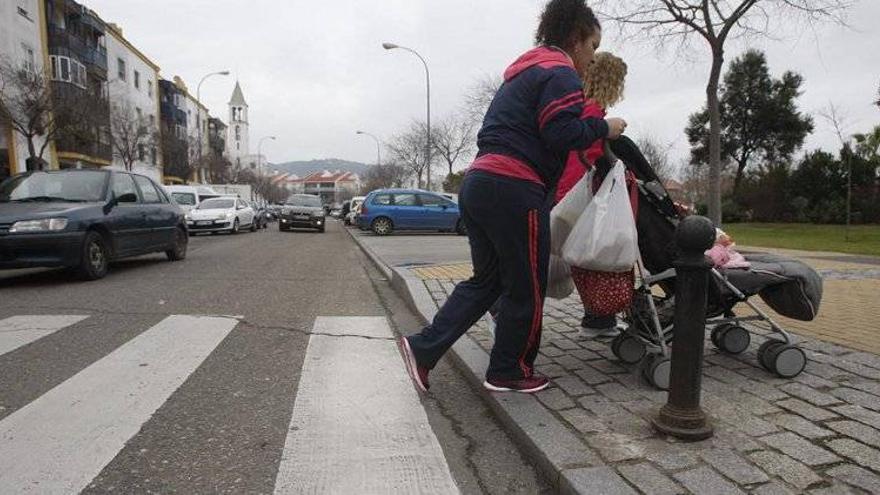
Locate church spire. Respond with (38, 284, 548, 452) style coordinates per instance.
(229, 81, 247, 106)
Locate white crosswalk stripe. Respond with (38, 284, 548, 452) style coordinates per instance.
(274, 317, 459, 494)
(0, 314, 239, 494)
(0, 314, 89, 357)
(0, 314, 458, 494)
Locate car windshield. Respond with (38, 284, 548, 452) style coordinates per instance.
(172, 192, 196, 205)
(198, 198, 234, 209)
(285, 196, 321, 207)
(0, 171, 107, 203)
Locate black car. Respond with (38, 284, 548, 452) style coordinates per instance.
(278, 194, 326, 233)
(0, 169, 188, 280)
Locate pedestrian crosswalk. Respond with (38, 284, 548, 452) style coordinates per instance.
(0, 313, 459, 494)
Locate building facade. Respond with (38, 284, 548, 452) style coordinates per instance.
(104, 23, 161, 182)
(45, 0, 112, 170)
(0, 0, 50, 181)
(226, 81, 250, 170)
(302, 170, 361, 204)
(158, 78, 188, 183)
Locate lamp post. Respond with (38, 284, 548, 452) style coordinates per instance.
(196, 70, 230, 183)
(257, 136, 276, 172)
(356, 130, 382, 166)
(382, 42, 431, 190)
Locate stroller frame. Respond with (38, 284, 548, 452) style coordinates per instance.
(610, 257, 809, 390)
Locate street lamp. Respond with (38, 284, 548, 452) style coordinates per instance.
(383, 42, 431, 190)
(356, 130, 381, 166)
(195, 70, 230, 183)
(257, 135, 276, 172)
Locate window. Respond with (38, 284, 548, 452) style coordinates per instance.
(147, 80, 153, 99)
(117, 58, 126, 81)
(372, 194, 392, 206)
(59, 57, 69, 81)
(235, 126, 240, 140)
(133, 175, 161, 203)
(111, 173, 139, 202)
(134, 70, 140, 90)
(21, 43, 35, 73)
(394, 193, 418, 206)
(419, 194, 444, 207)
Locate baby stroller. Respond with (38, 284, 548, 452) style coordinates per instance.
(599, 137, 823, 390)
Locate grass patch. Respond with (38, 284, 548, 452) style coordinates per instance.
(723, 223, 880, 257)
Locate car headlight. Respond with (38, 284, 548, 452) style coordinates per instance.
(9, 218, 69, 233)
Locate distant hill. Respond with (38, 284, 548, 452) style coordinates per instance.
(267, 159, 371, 177)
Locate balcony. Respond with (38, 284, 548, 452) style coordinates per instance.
(47, 24, 107, 74)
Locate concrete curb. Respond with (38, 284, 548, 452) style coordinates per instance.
(344, 225, 608, 494)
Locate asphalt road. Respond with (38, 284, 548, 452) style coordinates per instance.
(0, 220, 548, 494)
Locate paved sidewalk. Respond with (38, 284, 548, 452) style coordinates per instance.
(348, 228, 880, 493)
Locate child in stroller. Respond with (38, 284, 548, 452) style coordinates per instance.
(602, 136, 824, 390)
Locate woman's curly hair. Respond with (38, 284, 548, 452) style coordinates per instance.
(583, 52, 627, 109)
(535, 0, 601, 49)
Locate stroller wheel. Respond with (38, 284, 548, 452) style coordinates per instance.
(757, 340, 784, 371)
(710, 323, 734, 348)
(611, 334, 646, 364)
(766, 344, 807, 378)
(642, 354, 671, 390)
(716, 325, 750, 355)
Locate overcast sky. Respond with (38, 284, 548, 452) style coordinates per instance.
(87, 0, 880, 172)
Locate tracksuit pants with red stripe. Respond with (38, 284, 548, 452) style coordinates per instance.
(407, 170, 550, 381)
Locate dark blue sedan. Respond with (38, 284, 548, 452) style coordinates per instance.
(357, 189, 465, 236)
(0, 169, 188, 280)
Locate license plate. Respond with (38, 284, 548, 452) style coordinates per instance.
(295, 215, 309, 220)
(197, 221, 212, 226)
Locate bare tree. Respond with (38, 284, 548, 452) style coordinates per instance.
(635, 134, 677, 182)
(819, 103, 854, 239)
(386, 121, 431, 188)
(0, 57, 93, 170)
(432, 114, 476, 177)
(362, 163, 409, 192)
(108, 101, 156, 172)
(462, 75, 502, 128)
(595, 0, 852, 225)
(875, 80, 880, 109)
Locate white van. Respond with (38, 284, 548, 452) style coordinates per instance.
(164, 185, 222, 213)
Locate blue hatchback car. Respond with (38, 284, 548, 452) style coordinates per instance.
(358, 189, 465, 236)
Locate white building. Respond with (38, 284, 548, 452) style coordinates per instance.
(0, 0, 50, 181)
(226, 81, 261, 172)
(105, 23, 162, 182)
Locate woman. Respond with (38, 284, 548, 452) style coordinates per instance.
(555, 52, 629, 338)
(399, 0, 627, 394)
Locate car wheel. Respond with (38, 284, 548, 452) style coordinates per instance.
(372, 217, 393, 236)
(456, 219, 467, 236)
(231, 218, 240, 234)
(166, 227, 188, 261)
(250, 220, 257, 232)
(77, 231, 109, 280)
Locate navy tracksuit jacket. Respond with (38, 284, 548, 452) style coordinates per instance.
(408, 46, 608, 381)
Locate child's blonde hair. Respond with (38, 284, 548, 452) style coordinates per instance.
(583, 52, 627, 109)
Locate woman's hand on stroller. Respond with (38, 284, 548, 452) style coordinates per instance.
(606, 117, 627, 139)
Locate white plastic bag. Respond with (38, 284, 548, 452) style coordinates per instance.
(549, 170, 593, 255)
(546, 254, 574, 300)
(561, 162, 637, 271)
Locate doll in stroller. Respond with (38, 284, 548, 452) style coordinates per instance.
(599, 137, 823, 390)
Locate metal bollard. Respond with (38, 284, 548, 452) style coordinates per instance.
(652, 215, 716, 441)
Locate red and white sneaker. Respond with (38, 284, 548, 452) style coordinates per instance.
(483, 375, 550, 393)
(398, 336, 430, 393)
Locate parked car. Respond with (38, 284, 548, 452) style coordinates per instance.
(358, 189, 465, 236)
(345, 196, 365, 226)
(250, 201, 270, 229)
(329, 202, 343, 218)
(0, 169, 187, 280)
(186, 196, 256, 234)
(164, 185, 222, 213)
(279, 194, 326, 233)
